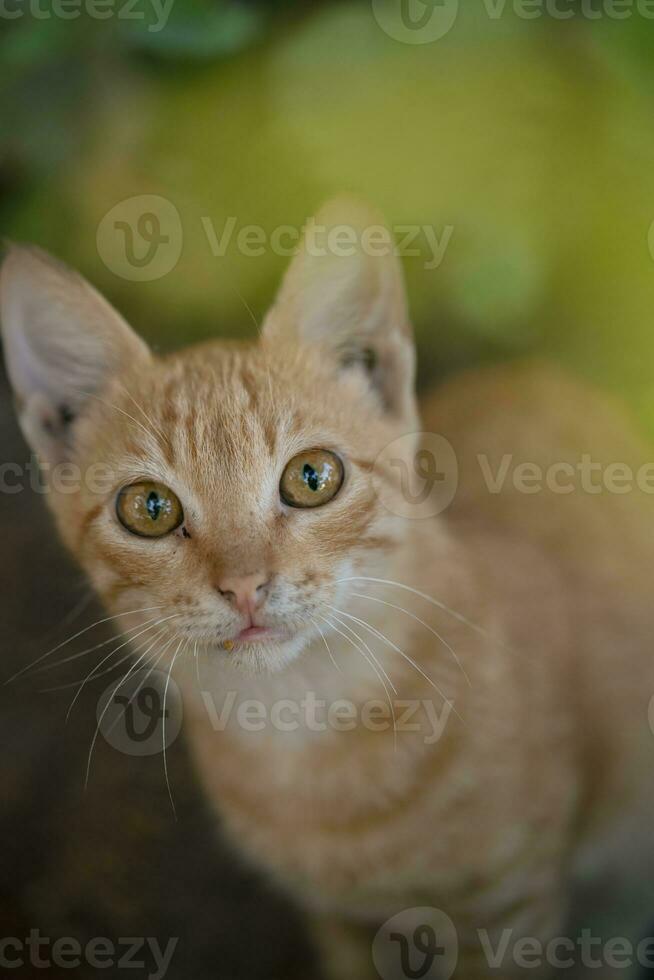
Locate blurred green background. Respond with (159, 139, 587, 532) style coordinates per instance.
(2, 0, 654, 425)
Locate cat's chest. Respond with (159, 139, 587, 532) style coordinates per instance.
(198, 738, 415, 908)
(182, 702, 486, 913)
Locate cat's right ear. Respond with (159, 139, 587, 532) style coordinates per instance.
(0, 244, 150, 464)
(263, 198, 417, 424)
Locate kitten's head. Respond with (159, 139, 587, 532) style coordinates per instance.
(1, 200, 421, 673)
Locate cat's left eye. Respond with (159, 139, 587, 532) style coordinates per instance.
(116, 481, 184, 538)
(280, 450, 344, 508)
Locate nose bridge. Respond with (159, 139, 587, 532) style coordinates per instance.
(215, 528, 271, 579)
(206, 518, 273, 612)
(210, 545, 267, 583)
(200, 440, 276, 597)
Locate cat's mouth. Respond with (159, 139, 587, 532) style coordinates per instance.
(235, 625, 272, 643)
(220, 624, 296, 651)
(202, 620, 313, 671)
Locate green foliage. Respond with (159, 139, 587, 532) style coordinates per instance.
(3, 1, 654, 431)
(0, 0, 271, 183)
(121, 0, 265, 58)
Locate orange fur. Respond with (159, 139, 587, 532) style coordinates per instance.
(3, 202, 654, 979)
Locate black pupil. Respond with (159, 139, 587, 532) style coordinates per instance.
(147, 491, 163, 521)
(303, 464, 320, 493)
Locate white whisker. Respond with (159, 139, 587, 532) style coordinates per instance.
(194, 639, 202, 690)
(102, 632, 176, 743)
(71, 387, 160, 448)
(310, 617, 341, 673)
(337, 576, 511, 652)
(39, 626, 169, 693)
(232, 284, 260, 332)
(350, 591, 471, 687)
(65, 615, 179, 720)
(118, 381, 169, 447)
(34, 616, 164, 675)
(162, 638, 185, 820)
(5, 605, 167, 684)
(328, 605, 465, 728)
(48, 590, 94, 636)
(327, 610, 397, 695)
(84, 631, 177, 791)
(318, 614, 397, 751)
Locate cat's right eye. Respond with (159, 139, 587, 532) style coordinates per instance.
(116, 481, 184, 538)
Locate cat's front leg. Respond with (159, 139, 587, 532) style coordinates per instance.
(310, 911, 378, 980)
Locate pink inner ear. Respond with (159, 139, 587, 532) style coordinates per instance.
(22, 390, 65, 442)
(1, 245, 150, 419)
(38, 401, 58, 436)
(4, 306, 50, 402)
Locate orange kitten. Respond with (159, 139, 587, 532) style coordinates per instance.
(3, 200, 654, 980)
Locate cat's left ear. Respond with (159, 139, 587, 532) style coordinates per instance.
(0, 244, 150, 464)
(263, 198, 416, 421)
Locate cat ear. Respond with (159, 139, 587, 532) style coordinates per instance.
(0, 244, 150, 463)
(263, 198, 416, 420)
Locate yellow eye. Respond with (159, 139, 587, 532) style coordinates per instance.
(280, 450, 344, 509)
(116, 481, 184, 538)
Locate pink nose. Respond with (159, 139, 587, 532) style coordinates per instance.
(216, 573, 269, 615)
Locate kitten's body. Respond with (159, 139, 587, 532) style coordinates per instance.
(3, 203, 654, 979)
(183, 361, 654, 979)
